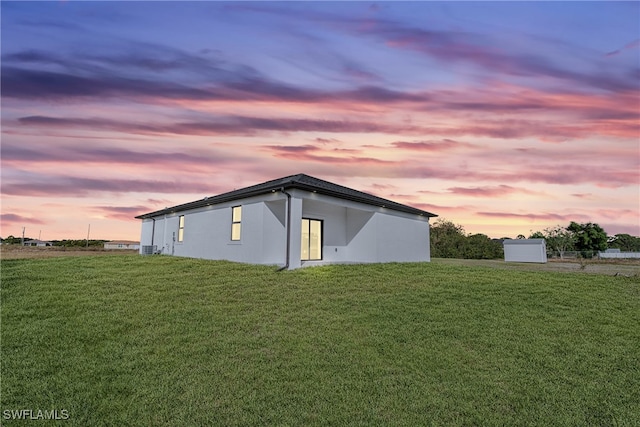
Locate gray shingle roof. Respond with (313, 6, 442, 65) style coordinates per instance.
(135, 174, 437, 219)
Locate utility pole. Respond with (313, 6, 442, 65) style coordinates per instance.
(21, 227, 25, 246)
(86, 224, 91, 248)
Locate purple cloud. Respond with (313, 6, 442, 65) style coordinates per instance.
(17, 115, 425, 136)
(1, 213, 47, 225)
(391, 139, 476, 151)
(1, 174, 220, 197)
(1, 143, 237, 168)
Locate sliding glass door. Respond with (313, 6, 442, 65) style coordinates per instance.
(301, 218, 322, 261)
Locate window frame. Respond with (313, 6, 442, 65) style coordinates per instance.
(231, 206, 242, 241)
(301, 218, 323, 261)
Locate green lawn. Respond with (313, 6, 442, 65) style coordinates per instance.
(1, 256, 639, 426)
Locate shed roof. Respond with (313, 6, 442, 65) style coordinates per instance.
(136, 173, 437, 219)
(503, 238, 546, 245)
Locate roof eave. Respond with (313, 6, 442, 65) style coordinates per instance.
(292, 183, 436, 217)
(135, 186, 279, 219)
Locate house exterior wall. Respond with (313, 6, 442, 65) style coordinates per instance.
(301, 197, 348, 265)
(598, 251, 640, 259)
(503, 239, 547, 263)
(140, 193, 287, 264)
(139, 190, 431, 268)
(374, 212, 430, 263)
(341, 209, 430, 264)
(297, 190, 430, 267)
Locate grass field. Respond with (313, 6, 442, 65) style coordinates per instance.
(1, 255, 639, 425)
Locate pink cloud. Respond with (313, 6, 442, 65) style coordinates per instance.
(477, 211, 592, 222)
(446, 185, 542, 197)
(368, 183, 397, 191)
(263, 145, 393, 166)
(594, 208, 639, 221)
(571, 193, 593, 199)
(413, 203, 467, 215)
(91, 205, 152, 221)
(12, 79, 639, 142)
(313, 137, 342, 144)
(391, 139, 477, 151)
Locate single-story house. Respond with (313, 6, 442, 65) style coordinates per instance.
(503, 238, 547, 263)
(135, 174, 437, 269)
(23, 239, 53, 247)
(599, 248, 640, 259)
(104, 240, 140, 250)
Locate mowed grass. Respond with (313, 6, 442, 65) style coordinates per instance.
(1, 256, 639, 426)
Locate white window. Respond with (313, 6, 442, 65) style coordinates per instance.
(231, 206, 242, 241)
(301, 218, 322, 261)
(178, 215, 185, 242)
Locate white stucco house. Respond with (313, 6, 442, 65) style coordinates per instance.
(104, 240, 140, 250)
(136, 174, 437, 269)
(503, 238, 547, 263)
(23, 239, 53, 247)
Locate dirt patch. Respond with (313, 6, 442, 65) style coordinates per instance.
(0, 245, 137, 260)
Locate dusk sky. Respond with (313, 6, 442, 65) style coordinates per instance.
(2, 1, 639, 241)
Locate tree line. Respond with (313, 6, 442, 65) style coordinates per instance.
(431, 219, 640, 260)
(529, 222, 639, 258)
(0, 236, 107, 247)
(430, 220, 503, 259)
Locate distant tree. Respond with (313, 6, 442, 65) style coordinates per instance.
(608, 234, 640, 252)
(430, 219, 466, 258)
(463, 234, 503, 259)
(541, 226, 575, 259)
(430, 219, 503, 259)
(528, 231, 545, 239)
(566, 222, 607, 257)
(53, 239, 107, 248)
(2, 235, 28, 245)
(516, 234, 526, 239)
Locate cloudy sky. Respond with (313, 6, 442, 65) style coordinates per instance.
(2, 1, 639, 241)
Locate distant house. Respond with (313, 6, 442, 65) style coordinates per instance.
(135, 174, 437, 269)
(104, 240, 140, 250)
(599, 248, 640, 259)
(23, 239, 53, 247)
(503, 239, 547, 263)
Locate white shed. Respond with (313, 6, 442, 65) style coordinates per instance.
(136, 174, 437, 269)
(503, 239, 547, 263)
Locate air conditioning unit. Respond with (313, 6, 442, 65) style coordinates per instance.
(141, 245, 157, 255)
